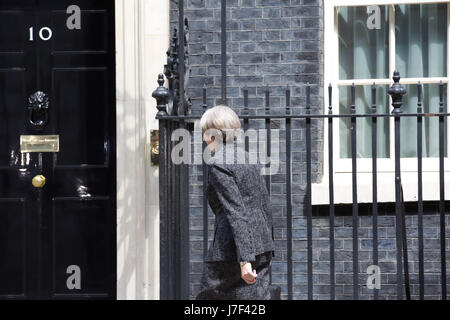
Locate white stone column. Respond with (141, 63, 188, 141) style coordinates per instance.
(115, 0, 169, 300)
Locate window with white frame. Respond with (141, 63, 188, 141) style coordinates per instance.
(325, 0, 450, 174)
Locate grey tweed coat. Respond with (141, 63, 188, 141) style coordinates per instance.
(196, 141, 275, 300)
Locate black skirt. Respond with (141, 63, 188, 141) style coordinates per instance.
(196, 252, 273, 300)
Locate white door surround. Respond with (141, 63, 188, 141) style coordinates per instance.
(115, 0, 169, 300)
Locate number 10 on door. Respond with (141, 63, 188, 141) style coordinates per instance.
(29, 27, 53, 41)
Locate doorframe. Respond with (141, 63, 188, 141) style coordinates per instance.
(115, 0, 168, 300)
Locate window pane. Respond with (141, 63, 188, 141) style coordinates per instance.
(339, 85, 390, 158)
(338, 6, 389, 80)
(400, 84, 447, 158)
(395, 4, 447, 78)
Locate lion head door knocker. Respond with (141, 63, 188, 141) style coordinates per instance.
(28, 91, 49, 130)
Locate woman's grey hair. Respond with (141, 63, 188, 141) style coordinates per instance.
(200, 105, 241, 144)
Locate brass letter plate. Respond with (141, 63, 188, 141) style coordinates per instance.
(20, 135, 60, 153)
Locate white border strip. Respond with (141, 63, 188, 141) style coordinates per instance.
(337, 77, 448, 86)
(332, 0, 450, 7)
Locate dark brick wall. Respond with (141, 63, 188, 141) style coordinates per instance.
(167, 0, 450, 300)
(171, 0, 323, 114)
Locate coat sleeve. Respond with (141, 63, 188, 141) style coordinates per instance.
(208, 163, 256, 262)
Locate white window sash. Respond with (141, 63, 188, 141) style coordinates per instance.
(324, 0, 450, 172)
(319, 0, 450, 204)
(337, 78, 448, 86)
(331, 0, 450, 6)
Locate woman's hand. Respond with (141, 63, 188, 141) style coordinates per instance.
(240, 262, 257, 285)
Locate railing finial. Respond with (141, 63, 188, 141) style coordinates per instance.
(152, 73, 169, 117)
(388, 70, 406, 115)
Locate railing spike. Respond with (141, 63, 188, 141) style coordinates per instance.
(286, 87, 291, 115)
(328, 83, 332, 114)
(351, 83, 356, 114)
(265, 87, 270, 114)
(202, 85, 207, 111)
(417, 82, 423, 113)
(243, 87, 249, 115)
(371, 82, 377, 114)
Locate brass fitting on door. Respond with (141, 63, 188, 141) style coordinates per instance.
(151, 129, 159, 166)
(32, 175, 46, 188)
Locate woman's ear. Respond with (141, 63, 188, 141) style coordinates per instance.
(203, 132, 209, 143)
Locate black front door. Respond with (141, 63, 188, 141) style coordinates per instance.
(0, 0, 116, 299)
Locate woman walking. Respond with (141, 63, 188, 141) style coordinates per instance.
(196, 105, 275, 300)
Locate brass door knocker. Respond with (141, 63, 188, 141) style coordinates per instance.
(28, 91, 49, 130)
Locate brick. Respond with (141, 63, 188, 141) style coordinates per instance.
(241, 19, 256, 30)
(255, 18, 290, 30)
(263, 8, 281, 18)
(263, 31, 281, 41)
(242, 0, 256, 7)
(232, 52, 263, 64)
(258, 63, 291, 74)
(231, 8, 262, 19)
(256, 0, 291, 6)
(231, 30, 262, 41)
(185, 9, 215, 19)
(282, 6, 319, 18)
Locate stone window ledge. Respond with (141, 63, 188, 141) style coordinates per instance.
(312, 171, 450, 205)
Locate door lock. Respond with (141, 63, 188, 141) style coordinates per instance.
(32, 175, 46, 188)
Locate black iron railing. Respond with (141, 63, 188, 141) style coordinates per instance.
(153, 0, 448, 300)
(154, 69, 449, 300)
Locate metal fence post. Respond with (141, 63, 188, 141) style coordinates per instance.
(328, 84, 335, 300)
(350, 83, 358, 300)
(439, 81, 447, 300)
(371, 83, 379, 300)
(388, 70, 406, 300)
(153, 74, 171, 299)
